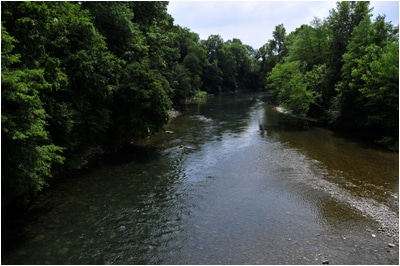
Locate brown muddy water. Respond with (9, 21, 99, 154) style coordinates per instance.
(2, 93, 398, 264)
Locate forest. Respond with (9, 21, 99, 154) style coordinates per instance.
(1, 1, 398, 205)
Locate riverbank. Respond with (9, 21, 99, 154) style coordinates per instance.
(272, 102, 398, 152)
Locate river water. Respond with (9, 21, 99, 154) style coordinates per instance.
(2, 93, 398, 264)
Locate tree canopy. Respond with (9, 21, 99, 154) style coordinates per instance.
(264, 1, 398, 150)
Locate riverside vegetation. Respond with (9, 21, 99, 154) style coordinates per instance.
(2, 1, 398, 205)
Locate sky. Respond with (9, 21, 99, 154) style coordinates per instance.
(167, 1, 400, 49)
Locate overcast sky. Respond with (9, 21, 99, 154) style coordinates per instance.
(167, 1, 400, 49)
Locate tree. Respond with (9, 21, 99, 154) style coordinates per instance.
(219, 43, 238, 91)
(267, 61, 317, 117)
(109, 61, 172, 142)
(258, 24, 288, 88)
(337, 13, 399, 149)
(262, 1, 397, 149)
(182, 45, 208, 93)
(166, 26, 208, 101)
(359, 41, 398, 150)
(326, 1, 371, 93)
(227, 38, 254, 89)
(334, 15, 373, 130)
(272, 24, 287, 61)
(128, 1, 172, 31)
(81, 2, 176, 145)
(1, 24, 64, 203)
(2, 1, 121, 153)
(303, 64, 327, 116)
(1, 2, 122, 203)
(256, 39, 277, 88)
(81, 1, 140, 59)
(201, 35, 225, 94)
(286, 19, 329, 70)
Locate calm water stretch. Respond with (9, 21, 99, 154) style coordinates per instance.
(2, 93, 398, 264)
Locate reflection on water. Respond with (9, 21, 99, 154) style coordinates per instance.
(2, 93, 398, 264)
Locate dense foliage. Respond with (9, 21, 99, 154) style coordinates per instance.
(1, 1, 398, 204)
(265, 1, 398, 150)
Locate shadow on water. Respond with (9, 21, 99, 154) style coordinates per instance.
(1, 142, 172, 263)
(2, 204, 31, 256)
(101, 145, 162, 166)
(2, 147, 188, 264)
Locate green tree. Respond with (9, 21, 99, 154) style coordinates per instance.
(263, 1, 397, 149)
(272, 24, 287, 61)
(303, 64, 327, 116)
(201, 35, 225, 94)
(338, 13, 398, 149)
(201, 60, 223, 94)
(256, 39, 278, 88)
(109, 61, 172, 142)
(2, 1, 121, 153)
(202, 35, 258, 93)
(219, 42, 238, 91)
(182, 45, 208, 94)
(257, 24, 287, 88)
(326, 1, 371, 94)
(1, 2, 123, 203)
(1, 24, 64, 203)
(203, 34, 225, 63)
(335, 15, 373, 130)
(128, 1, 172, 31)
(226, 38, 254, 89)
(81, 1, 141, 59)
(359, 41, 399, 150)
(286, 19, 329, 70)
(267, 61, 317, 117)
(81, 1, 175, 145)
(167, 26, 207, 101)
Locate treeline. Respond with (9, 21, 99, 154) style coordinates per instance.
(1, 1, 259, 204)
(263, 1, 399, 151)
(1, 1, 398, 204)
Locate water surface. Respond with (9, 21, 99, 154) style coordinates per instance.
(2, 93, 398, 264)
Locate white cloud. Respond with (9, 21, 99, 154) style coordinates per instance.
(168, 1, 399, 49)
(370, 1, 399, 24)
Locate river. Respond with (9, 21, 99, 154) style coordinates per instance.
(2, 92, 398, 264)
